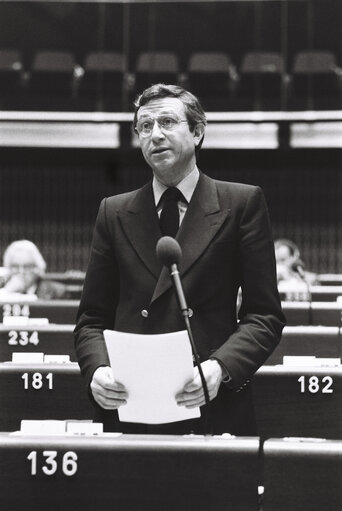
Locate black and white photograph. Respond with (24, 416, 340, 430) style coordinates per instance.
(0, 0, 341, 509)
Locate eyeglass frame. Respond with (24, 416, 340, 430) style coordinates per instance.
(134, 114, 189, 138)
(9, 263, 38, 272)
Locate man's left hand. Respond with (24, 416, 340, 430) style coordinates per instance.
(176, 359, 223, 409)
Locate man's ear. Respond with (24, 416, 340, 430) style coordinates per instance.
(193, 123, 205, 146)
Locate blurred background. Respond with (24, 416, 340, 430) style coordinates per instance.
(0, 0, 341, 274)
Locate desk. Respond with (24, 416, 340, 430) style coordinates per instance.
(0, 300, 79, 324)
(317, 274, 342, 286)
(0, 433, 259, 511)
(282, 302, 310, 325)
(282, 301, 342, 326)
(0, 363, 93, 431)
(3, 362, 340, 440)
(0, 324, 75, 362)
(280, 286, 342, 303)
(265, 326, 342, 365)
(309, 286, 342, 301)
(254, 366, 342, 439)
(44, 271, 85, 286)
(312, 302, 342, 326)
(263, 438, 342, 511)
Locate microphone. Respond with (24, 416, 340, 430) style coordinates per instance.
(156, 235, 182, 267)
(291, 258, 313, 324)
(156, 236, 212, 435)
(291, 258, 306, 280)
(156, 236, 189, 316)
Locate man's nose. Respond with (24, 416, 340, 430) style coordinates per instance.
(150, 121, 165, 140)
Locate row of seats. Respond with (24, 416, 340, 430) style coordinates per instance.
(0, 299, 341, 440)
(1, 323, 341, 364)
(44, 270, 342, 288)
(0, 299, 340, 510)
(0, 432, 339, 511)
(1, 298, 342, 326)
(1, 358, 341, 440)
(279, 285, 342, 302)
(1, 49, 341, 111)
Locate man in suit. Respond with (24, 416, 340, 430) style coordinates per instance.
(274, 238, 318, 288)
(1, 239, 69, 299)
(74, 83, 286, 435)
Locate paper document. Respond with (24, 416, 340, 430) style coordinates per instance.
(104, 329, 200, 424)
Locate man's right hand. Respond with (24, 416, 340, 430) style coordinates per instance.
(4, 274, 27, 293)
(90, 366, 128, 410)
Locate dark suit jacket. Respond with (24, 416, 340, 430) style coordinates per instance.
(74, 172, 286, 434)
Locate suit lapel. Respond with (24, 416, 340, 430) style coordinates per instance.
(151, 173, 231, 304)
(118, 182, 162, 279)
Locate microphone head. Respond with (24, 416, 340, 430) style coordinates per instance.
(156, 236, 182, 267)
(291, 258, 305, 272)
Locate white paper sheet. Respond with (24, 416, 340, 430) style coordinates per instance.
(104, 329, 200, 424)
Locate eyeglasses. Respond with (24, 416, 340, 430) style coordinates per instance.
(135, 115, 188, 138)
(10, 263, 36, 271)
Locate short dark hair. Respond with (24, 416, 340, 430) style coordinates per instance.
(133, 83, 207, 156)
(274, 238, 300, 258)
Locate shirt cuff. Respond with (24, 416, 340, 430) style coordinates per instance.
(209, 357, 232, 384)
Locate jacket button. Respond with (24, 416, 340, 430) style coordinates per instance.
(141, 309, 149, 318)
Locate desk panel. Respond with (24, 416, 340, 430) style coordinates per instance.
(281, 302, 310, 326)
(265, 326, 342, 365)
(280, 286, 342, 303)
(3, 362, 340, 441)
(0, 434, 259, 511)
(254, 366, 342, 439)
(0, 300, 79, 325)
(0, 363, 93, 431)
(310, 286, 342, 302)
(0, 324, 75, 361)
(263, 438, 342, 511)
(318, 274, 342, 287)
(45, 271, 85, 285)
(312, 302, 342, 326)
(282, 301, 342, 326)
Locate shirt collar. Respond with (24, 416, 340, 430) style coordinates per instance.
(153, 166, 200, 207)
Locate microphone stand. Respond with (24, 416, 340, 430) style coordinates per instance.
(170, 263, 212, 436)
(295, 263, 313, 325)
(300, 274, 313, 326)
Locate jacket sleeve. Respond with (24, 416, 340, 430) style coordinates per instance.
(211, 186, 286, 388)
(74, 198, 119, 392)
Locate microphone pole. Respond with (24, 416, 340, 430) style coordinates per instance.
(156, 237, 212, 436)
(293, 259, 313, 325)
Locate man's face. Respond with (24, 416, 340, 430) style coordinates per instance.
(275, 245, 296, 269)
(136, 97, 203, 186)
(8, 249, 39, 289)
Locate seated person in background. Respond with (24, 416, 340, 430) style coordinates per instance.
(274, 238, 318, 298)
(0, 240, 69, 300)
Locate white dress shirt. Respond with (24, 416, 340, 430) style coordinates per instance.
(152, 166, 200, 226)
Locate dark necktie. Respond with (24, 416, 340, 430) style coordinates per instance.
(159, 187, 186, 238)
